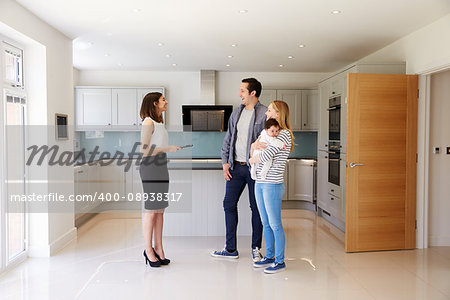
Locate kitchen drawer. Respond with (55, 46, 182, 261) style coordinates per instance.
(328, 193, 342, 219)
(328, 184, 341, 198)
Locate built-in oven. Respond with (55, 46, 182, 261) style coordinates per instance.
(328, 96, 341, 141)
(327, 141, 341, 187)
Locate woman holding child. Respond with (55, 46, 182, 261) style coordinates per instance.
(249, 100, 294, 274)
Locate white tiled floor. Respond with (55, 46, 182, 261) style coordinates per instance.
(1, 210, 450, 300)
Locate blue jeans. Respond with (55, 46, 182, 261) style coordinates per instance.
(223, 164, 263, 251)
(255, 182, 285, 264)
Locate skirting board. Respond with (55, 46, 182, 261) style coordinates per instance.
(429, 235, 450, 246)
(28, 227, 77, 257)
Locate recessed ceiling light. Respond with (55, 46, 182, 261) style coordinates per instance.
(157, 42, 164, 46)
(231, 44, 237, 47)
(279, 64, 284, 68)
(298, 44, 305, 48)
(227, 55, 233, 58)
(117, 62, 123, 67)
(331, 10, 341, 14)
(104, 53, 110, 57)
(288, 55, 294, 59)
(172, 63, 177, 67)
(239, 9, 248, 13)
(165, 54, 171, 58)
(133, 8, 142, 13)
(226, 64, 230, 67)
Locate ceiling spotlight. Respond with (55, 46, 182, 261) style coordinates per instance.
(288, 55, 294, 59)
(231, 44, 237, 47)
(172, 63, 177, 67)
(331, 10, 341, 14)
(226, 64, 230, 67)
(279, 64, 284, 68)
(157, 42, 164, 46)
(165, 54, 171, 58)
(227, 55, 233, 58)
(117, 62, 123, 67)
(133, 8, 142, 13)
(298, 44, 305, 48)
(104, 53, 110, 57)
(239, 9, 248, 13)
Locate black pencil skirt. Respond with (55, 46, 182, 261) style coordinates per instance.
(139, 154, 169, 211)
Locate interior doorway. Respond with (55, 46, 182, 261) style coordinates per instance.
(428, 69, 450, 246)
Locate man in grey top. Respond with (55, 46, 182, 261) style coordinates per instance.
(211, 78, 268, 261)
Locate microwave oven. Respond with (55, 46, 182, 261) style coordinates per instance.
(182, 105, 233, 131)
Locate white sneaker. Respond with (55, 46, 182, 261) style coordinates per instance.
(252, 247, 263, 262)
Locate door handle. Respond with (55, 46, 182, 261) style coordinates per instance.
(349, 162, 364, 168)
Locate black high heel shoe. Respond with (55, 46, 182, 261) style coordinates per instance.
(153, 248, 170, 265)
(143, 250, 161, 267)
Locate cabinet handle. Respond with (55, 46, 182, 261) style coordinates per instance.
(133, 123, 136, 125)
(325, 144, 328, 147)
(303, 123, 306, 126)
(77, 171, 83, 174)
(331, 189, 334, 192)
(331, 197, 334, 200)
(332, 91, 335, 94)
(325, 156, 328, 158)
(108, 123, 111, 126)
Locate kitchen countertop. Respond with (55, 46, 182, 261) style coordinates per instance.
(74, 157, 316, 170)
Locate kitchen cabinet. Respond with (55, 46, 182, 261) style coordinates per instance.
(74, 162, 102, 220)
(316, 150, 328, 211)
(301, 90, 319, 130)
(75, 86, 165, 131)
(75, 88, 112, 130)
(258, 89, 318, 131)
(287, 159, 315, 202)
(112, 88, 138, 129)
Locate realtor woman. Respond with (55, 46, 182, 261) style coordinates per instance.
(249, 100, 294, 274)
(139, 92, 181, 267)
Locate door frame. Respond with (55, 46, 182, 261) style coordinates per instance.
(416, 62, 450, 249)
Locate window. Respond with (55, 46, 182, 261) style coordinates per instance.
(3, 43, 23, 88)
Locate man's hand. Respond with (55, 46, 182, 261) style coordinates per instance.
(223, 163, 232, 181)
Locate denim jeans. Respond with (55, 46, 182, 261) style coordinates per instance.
(223, 164, 263, 251)
(255, 182, 285, 264)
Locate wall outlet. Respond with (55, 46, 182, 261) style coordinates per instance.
(434, 147, 440, 154)
(447, 147, 450, 155)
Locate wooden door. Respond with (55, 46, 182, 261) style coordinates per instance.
(345, 74, 418, 252)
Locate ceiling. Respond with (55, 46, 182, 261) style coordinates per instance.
(15, 0, 450, 72)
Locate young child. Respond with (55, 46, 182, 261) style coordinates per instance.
(250, 118, 286, 180)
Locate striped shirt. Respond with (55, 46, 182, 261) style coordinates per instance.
(255, 129, 292, 184)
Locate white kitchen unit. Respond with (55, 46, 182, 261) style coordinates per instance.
(75, 88, 112, 130)
(75, 86, 165, 131)
(74, 162, 103, 223)
(259, 89, 319, 131)
(317, 62, 406, 231)
(287, 159, 316, 202)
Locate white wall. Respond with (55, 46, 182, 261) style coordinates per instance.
(359, 13, 450, 74)
(429, 70, 450, 246)
(0, 0, 76, 256)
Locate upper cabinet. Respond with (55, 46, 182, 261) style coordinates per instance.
(75, 87, 165, 131)
(259, 88, 318, 131)
(75, 88, 112, 129)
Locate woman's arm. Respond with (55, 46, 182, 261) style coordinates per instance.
(140, 119, 180, 155)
